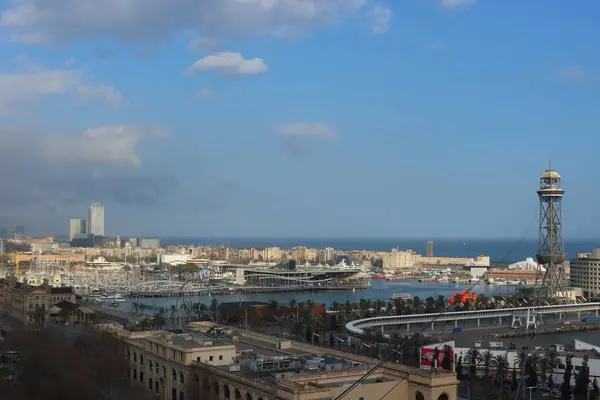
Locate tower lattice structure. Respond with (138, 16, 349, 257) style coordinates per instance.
(535, 162, 567, 300)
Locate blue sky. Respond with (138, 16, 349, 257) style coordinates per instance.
(0, 0, 599, 239)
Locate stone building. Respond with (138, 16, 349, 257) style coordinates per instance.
(100, 322, 457, 400)
(0, 277, 77, 323)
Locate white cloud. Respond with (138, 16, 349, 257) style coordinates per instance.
(0, 69, 79, 115)
(0, 124, 168, 168)
(187, 52, 268, 77)
(78, 84, 127, 107)
(0, 124, 175, 222)
(0, 67, 125, 115)
(367, 6, 391, 35)
(189, 38, 218, 53)
(1, 0, 367, 45)
(278, 123, 337, 140)
(197, 88, 214, 99)
(439, 0, 477, 9)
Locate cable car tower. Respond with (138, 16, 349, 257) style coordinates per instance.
(536, 161, 567, 299)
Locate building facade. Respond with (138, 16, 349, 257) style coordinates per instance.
(88, 202, 105, 236)
(571, 249, 600, 300)
(102, 322, 457, 400)
(382, 248, 490, 270)
(69, 218, 87, 240)
(427, 241, 435, 257)
(0, 277, 76, 323)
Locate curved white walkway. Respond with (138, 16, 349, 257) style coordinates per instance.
(345, 302, 600, 335)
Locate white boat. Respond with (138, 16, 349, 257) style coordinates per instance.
(508, 279, 521, 285)
(100, 294, 126, 302)
(494, 278, 507, 285)
(391, 293, 412, 301)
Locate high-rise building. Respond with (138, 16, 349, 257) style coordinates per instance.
(570, 250, 600, 300)
(69, 219, 87, 241)
(426, 240, 435, 257)
(87, 202, 105, 236)
(0, 239, 5, 254)
(14, 225, 25, 239)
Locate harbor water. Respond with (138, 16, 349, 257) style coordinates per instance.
(121, 280, 521, 313)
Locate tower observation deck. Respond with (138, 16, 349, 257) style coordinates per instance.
(536, 161, 567, 299)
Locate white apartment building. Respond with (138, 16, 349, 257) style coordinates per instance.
(382, 249, 419, 270)
(88, 202, 105, 236)
(382, 249, 490, 270)
(571, 249, 600, 300)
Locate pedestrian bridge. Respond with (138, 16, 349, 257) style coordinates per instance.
(345, 302, 600, 335)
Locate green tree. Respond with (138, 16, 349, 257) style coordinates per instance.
(574, 354, 589, 399)
(456, 356, 463, 380)
(511, 367, 517, 391)
(526, 356, 538, 389)
(152, 313, 166, 329)
(562, 353, 573, 400)
(442, 345, 453, 371)
(537, 356, 550, 387)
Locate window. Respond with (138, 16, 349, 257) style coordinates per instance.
(149, 378, 153, 390)
(197, 357, 201, 362)
(140, 371, 144, 383)
(180, 391, 185, 400)
(209, 356, 213, 361)
(134, 352, 137, 362)
(140, 354, 144, 365)
(180, 372, 184, 384)
(149, 360, 153, 371)
(155, 380, 159, 392)
(219, 355, 223, 360)
(172, 388, 177, 400)
(172, 368, 177, 380)
(133, 369, 137, 379)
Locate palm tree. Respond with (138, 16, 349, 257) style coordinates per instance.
(465, 348, 481, 368)
(152, 313, 166, 329)
(480, 350, 494, 377)
(545, 349, 559, 387)
(514, 350, 528, 370)
(493, 354, 508, 387)
(33, 306, 46, 324)
(465, 348, 481, 399)
(537, 355, 550, 386)
(58, 307, 71, 323)
(442, 345, 453, 371)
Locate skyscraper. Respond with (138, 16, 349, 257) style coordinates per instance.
(88, 202, 105, 236)
(14, 225, 25, 239)
(0, 239, 5, 254)
(69, 219, 87, 240)
(426, 240, 435, 257)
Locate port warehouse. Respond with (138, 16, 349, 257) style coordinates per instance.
(222, 262, 361, 287)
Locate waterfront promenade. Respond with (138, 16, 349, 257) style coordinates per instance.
(345, 302, 600, 335)
(128, 283, 371, 297)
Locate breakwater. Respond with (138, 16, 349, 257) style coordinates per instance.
(128, 283, 371, 298)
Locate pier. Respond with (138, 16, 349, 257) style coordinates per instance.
(128, 283, 371, 297)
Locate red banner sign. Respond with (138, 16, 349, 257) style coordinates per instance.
(420, 347, 454, 370)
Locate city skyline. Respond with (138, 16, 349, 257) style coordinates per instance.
(0, 2, 599, 238)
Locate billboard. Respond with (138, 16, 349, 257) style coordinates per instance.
(419, 347, 454, 370)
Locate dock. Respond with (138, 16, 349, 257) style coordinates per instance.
(128, 283, 371, 298)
